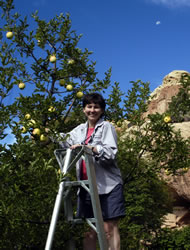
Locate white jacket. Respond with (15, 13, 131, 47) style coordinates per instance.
(59, 118, 123, 194)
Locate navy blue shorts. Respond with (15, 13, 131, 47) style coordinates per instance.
(77, 184, 126, 221)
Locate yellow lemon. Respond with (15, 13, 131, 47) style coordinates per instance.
(59, 79, 65, 86)
(164, 116, 171, 123)
(21, 126, 27, 133)
(18, 82, 25, 89)
(116, 121, 122, 127)
(32, 128, 41, 136)
(40, 134, 48, 142)
(66, 84, 73, 91)
(67, 59, 75, 65)
(25, 114, 31, 120)
(48, 106, 56, 112)
(28, 119, 36, 127)
(6, 31, 13, 39)
(76, 91, 83, 98)
(49, 55, 56, 63)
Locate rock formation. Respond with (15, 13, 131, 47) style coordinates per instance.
(117, 70, 190, 228)
(146, 70, 190, 229)
(145, 70, 189, 115)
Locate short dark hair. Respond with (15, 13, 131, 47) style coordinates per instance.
(82, 93, 106, 111)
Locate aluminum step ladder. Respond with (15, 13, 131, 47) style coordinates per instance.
(45, 146, 108, 250)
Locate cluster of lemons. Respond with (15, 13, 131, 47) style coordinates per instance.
(6, 31, 83, 98)
(21, 111, 51, 142)
(47, 50, 84, 98)
(59, 78, 83, 98)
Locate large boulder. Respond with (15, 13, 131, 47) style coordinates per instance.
(145, 70, 189, 116)
(146, 70, 190, 228)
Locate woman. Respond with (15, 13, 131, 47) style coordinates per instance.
(61, 93, 125, 250)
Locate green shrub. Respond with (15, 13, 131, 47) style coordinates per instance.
(150, 227, 190, 250)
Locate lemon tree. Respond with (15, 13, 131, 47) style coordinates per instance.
(0, 0, 111, 248)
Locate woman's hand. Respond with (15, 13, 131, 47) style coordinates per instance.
(70, 144, 82, 149)
(70, 144, 98, 154)
(86, 145, 98, 154)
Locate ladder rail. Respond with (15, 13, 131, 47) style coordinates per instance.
(45, 181, 65, 250)
(84, 147, 108, 250)
(45, 149, 73, 250)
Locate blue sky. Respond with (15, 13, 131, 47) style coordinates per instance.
(12, 0, 190, 91)
(2, 0, 190, 144)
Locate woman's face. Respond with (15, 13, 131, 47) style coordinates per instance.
(83, 103, 103, 125)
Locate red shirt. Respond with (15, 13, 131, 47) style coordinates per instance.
(80, 127, 95, 180)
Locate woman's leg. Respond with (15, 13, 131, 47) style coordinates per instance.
(83, 229, 97, 250)
(83, 219, 120, 250)
(104, 219, 120, 250)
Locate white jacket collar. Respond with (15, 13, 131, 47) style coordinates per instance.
(83, 118, 104, 130)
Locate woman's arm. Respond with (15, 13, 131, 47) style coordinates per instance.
(93, 122, 118, 162)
